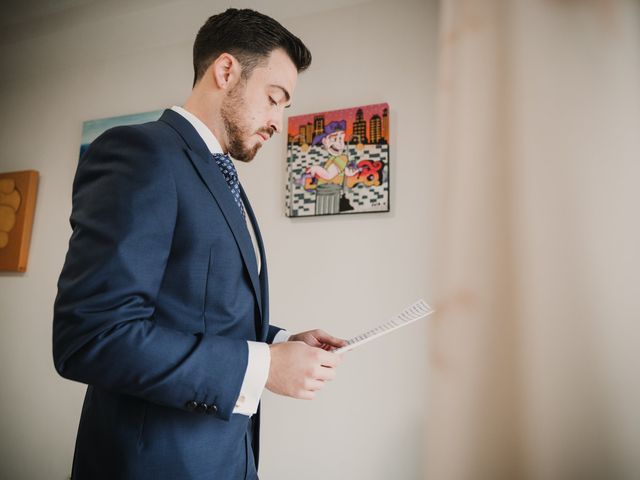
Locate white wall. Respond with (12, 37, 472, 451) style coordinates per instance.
(0, 0, 438, 478)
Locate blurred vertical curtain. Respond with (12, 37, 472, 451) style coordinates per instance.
(427, 1, 640, 479)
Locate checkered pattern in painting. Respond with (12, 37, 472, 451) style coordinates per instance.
(285, 144, 390, 217)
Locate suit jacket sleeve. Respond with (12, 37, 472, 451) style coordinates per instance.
(53, 126, 248, 421)
(266, 325, 284, 343)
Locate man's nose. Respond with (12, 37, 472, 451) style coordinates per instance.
(268, 112, 284, 134)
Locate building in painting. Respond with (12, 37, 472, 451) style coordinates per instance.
(369, 114, 382, 143)
(298, 124, 307, 144)
(305, 122, 313, 144)
(351, 108, 368, 144)
(313, 115, 325, 139)
(289, 122, 315, 145)
(382, 108, 389, 144)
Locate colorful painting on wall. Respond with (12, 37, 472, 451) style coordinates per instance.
(79, 109, 164, 160)
(285, 103, 390, 217)
(0, 170, 39, 272)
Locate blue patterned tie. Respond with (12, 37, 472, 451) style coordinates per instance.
(212, 153, 245, 219)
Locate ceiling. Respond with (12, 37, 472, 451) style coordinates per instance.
(1, 0, 201, 26)
(0, 0, 375, 45)
(1, 0, 182, 43)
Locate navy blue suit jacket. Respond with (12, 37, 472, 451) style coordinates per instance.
(53, 109, 280, 479)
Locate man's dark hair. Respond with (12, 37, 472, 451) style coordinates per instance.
(192, 8, 312, 87)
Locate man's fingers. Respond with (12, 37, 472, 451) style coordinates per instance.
(268, 341, 343, 400)
(314, 330, 348, 348)
(317, 349, 342, 368)
(305, 379, 326, 391)
(298, 390, 316, 400)
(315, 366, 336, 382)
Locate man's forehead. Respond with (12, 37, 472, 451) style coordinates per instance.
(259, 49, 297, 89)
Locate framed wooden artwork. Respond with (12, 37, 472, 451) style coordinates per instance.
(0, 170, 39, 272)
(285, 103, 390, 217)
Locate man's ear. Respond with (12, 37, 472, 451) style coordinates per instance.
(211, 53, 241, 90)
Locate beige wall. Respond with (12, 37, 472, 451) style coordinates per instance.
(0, 0, 438, 478)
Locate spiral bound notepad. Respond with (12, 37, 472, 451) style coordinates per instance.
(332, 299, 434, 354)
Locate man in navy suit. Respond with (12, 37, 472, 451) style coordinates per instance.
(53, 9, 346, 479)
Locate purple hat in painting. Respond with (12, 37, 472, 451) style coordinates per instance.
(312, 120, 346, 145)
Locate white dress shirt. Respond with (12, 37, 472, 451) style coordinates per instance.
(171, 106, 290, 416)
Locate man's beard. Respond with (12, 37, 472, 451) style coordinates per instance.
(220, 82, 272, 162)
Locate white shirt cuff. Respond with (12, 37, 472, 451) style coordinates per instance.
(272, 329, 291, 344)
(233, 341, 270, 416)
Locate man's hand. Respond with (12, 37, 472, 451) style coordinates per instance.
(266, 341, 342, 400)
(288, 329, 348, 351)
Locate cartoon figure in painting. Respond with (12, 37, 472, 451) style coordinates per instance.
(304, 120, 358, 213)
(306, 121, 358, 183)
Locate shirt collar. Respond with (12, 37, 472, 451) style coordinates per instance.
(171, 105, 224, 155)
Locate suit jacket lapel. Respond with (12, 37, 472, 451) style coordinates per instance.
(187, 150, 263, 316)
(241, 186, 269, 341)
(159, 110, 263, 320)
